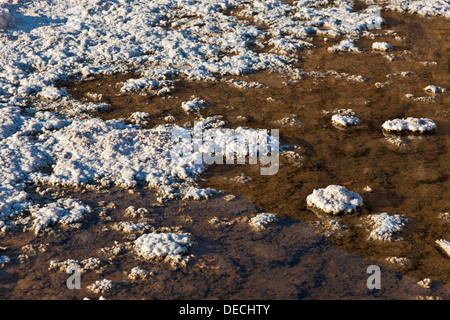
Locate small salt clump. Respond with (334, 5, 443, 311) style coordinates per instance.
(129, 112, 150, 126)
(87, 279, 114, 294)
(367, 213, 408, 242)
(181, 97, 208, 114)
(127, 267, 155, 280)
(327, 40, 363, 53)
(382, 117, 436, 134)
(134, 232, 194, 265)
(248, 213, 278, 231)
(331, 114, 361, 127)
(372, 42, 393, 52)
(306, 185, 363, 215)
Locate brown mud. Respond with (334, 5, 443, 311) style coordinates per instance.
(1, 10, 449, 299)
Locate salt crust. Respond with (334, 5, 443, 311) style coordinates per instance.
(0, 0, 448, 229)
(248, 213, 278, 231)
(0, 0, 393, 102)
(365, 0, 450, 18)
(367, 212, 408, 242)
(328, 39, 363, 53)
(306, 185, 363, 215)
(381, 117, 436, 133)
(134, 232, 194, 265)
(29, 198, 91, 234)
(127, 266, 155, 280)
(181, 97, 208, 114)
(372, 41, 393, 51)
(331, 114, 362, 127)
(87, 279, 114, 294)
(49, 257, 102, 273)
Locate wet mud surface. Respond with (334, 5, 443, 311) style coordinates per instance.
(1, 10, 449, 299)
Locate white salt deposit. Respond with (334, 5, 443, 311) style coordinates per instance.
(249, 213, 278, 231)
(128, 266, 155, 280)
(49, 257, 102, 273)
(331, 114, 362, 127)
(306, 185, 363, 215)
(112, 221, 153, 234)
(134, 232, 194, 264)
(181, 97, 208, 114)
(87, 279, 114, 294)
(29, 198, 92, 234)
(372, 0, 450, 18)
(120, 77, 173, 95)
(128, 112, 150, 125)
(0, 0, 447, 232)
(381, 117, 437, 133)
(328, 40, 363, 53)
(372, 42, 393, 52)
(367, 213, 408, 242)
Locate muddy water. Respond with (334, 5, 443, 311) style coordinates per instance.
(1, 11, 449, 299)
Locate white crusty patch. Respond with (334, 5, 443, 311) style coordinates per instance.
(29, 198, 91, 234)
(248, 213, 278, 231)
(0, 255, 10, 268)
(49, 257, 102, 273)
(328, 40, 363, 53)
(128, 111, 150, 125)
(381, 117, 436, 133)
(367, 213, 408, 242)
(331, 114, 362, 127)
(119, 77, 173, 95)
(372, 42, 393, 52)
(181, 97, 208, 114)
(134, 232, 194, 264)
(306, 185, 363, 215)
(128, 266, 155, 280)
(87, 279, 114, 294)
(382, 0, 450, 18)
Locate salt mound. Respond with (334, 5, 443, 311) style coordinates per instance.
(381, 117, 436, 134)
(134, 232, 194, 264)
(249, 213, 278, 231)
(29, 198, 91, 234)
(331, 114, 361, 127)
(367, 213, 408, 242)
(181, 97, 208, 114)
(306, 185, 363, 215)
(372, 42, 393, 52)
(328, 40, 363, 53)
